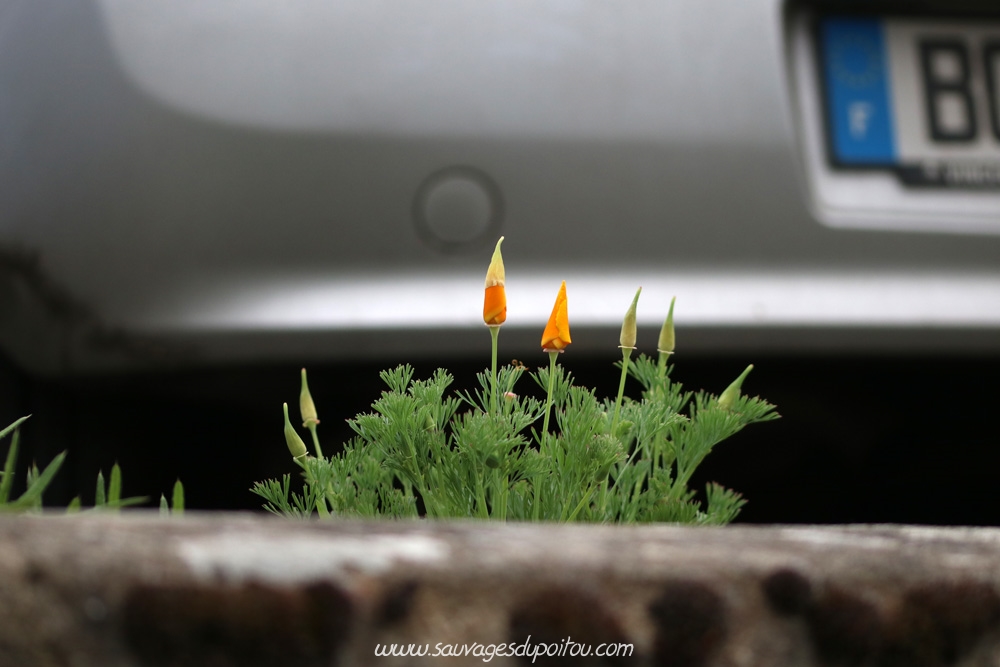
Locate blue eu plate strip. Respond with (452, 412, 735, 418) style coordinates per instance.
(820, 17, 898, 165)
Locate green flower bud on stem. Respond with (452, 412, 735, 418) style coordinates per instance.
(299, 368, 319, 428)
(718, 364, 754, 411)
(657, 297, 676, 380)
(613, 288, 642, 433)
(299, 368, 324, 458)
(657, 296, 676, 356)
(619, 287, 642, 350)
(283, 402, 308, 460)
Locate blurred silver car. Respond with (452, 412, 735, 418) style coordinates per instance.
(1, 0, 998, 376)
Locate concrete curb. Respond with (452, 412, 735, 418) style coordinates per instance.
(1, 514, 999, 666)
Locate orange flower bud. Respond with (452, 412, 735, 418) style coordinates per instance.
(483, 237, 506, 326)
(541, 281, 571, 351)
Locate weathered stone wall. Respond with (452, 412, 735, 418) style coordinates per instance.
(1, 514, 1000, 666)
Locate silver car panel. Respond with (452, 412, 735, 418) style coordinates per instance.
(1, 0, 998, 374)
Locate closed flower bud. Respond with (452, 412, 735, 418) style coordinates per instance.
(483, 237, 507, 326)
(283, 402, 308, 459)
(620, 287, 642, 349)
(541, 281, 571, 351)
(718, 364, 754, 411)
(299, 368, 319, 428)
(658, 297, 676, 355)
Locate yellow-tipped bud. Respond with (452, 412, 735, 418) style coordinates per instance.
(484, 236, 505, 288)
(483, 237, 507, 326)
(283, 402, 308, 459)
(658, 297, 676, 355)
(718, 364, 754, 411)
(619, 287, 642, 350)
(299, 368, 319, 428)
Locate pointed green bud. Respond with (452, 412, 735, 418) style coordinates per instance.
(283, 403, 308, 459)
(619, 287, 642, 350)
(718, 364, 754, 411)
(657, 296, 676, 355)
(299, 368, 319, 428)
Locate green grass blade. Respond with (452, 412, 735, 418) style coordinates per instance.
(66, 496, 81, 514)
(95, 470, 106, 507)
(0, 416, 30, 443)
(25, 468, 41, 505)
(0, 429, 22, 504)
(8, 451, 66, 510)
(108, 463, 122, 510)
(103, 495, 149, 510)
(171, 479, 185, 516)
(159, 494, 169, 516)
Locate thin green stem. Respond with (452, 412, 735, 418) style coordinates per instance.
(489, 325, 500, 415)
(657, 350, 669, 381)
(297, 459, 330, 518)
(541, 351, 559, 439)
(612, 348, 633, 433)
(564, 484, 598, 522)
(597, 478, 609, 518)
(475, 470, 489, 519)
(307, 424, 323, 459)
(316, 493, 331, 517)
(533, 350, 560, 522)
(532, 462, 545, 521)
(499, 473, 508, 521)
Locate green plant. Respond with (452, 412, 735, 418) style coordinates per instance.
(254, 352, 776, 523)
(253, 238, 778, 523)
(0, 416, 65, 512)
(159, 479, 186, 516)
(65, 462, 149, 513)
(0, 415, 177, 513)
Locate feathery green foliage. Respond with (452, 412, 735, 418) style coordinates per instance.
(253, 353, 778, 523)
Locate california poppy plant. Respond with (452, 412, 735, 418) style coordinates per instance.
(483, 237, 506, 326)
(541, 281, 571, 351)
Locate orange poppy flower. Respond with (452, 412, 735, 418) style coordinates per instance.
(541, 281, 571, 351)
(483, 237, 506, 326)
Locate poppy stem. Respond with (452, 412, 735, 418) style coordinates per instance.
(307, 423, 323, 460)
(612, 347, 633, 433)
(489, 325, 500, 414)
(541, 350, 559, 438)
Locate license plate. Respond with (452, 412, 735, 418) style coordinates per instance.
(818, 15, 1000, 189)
